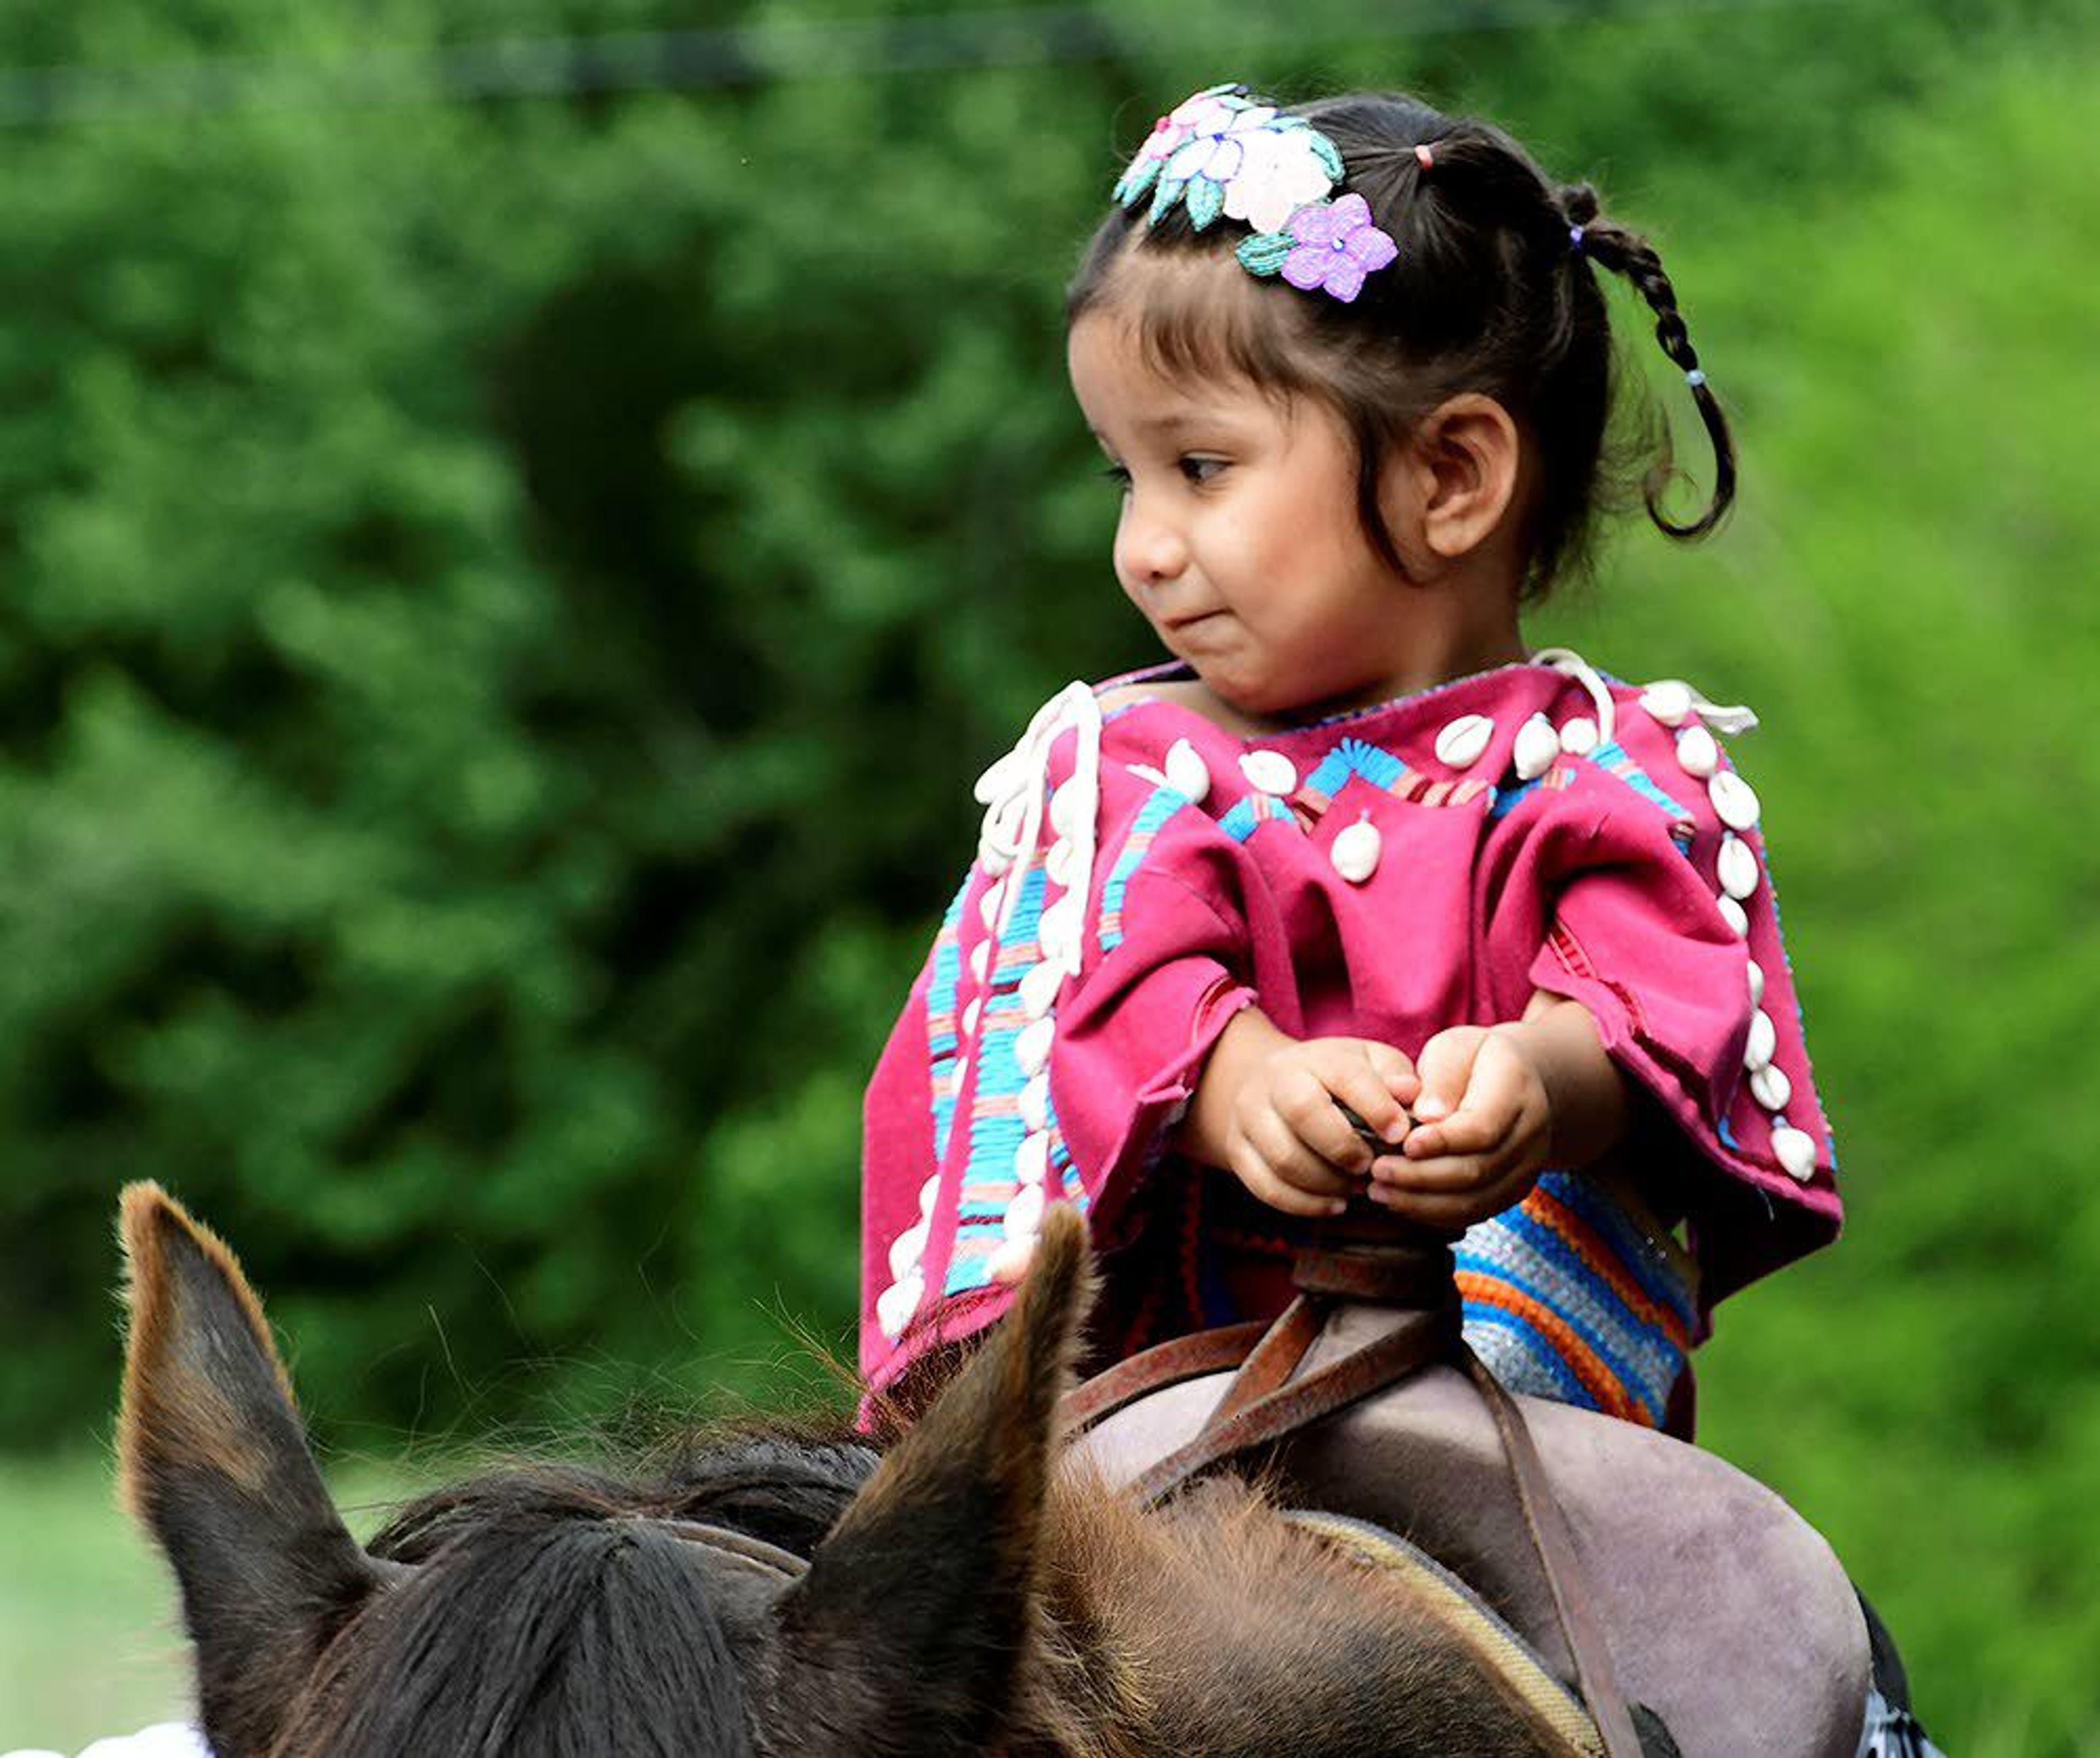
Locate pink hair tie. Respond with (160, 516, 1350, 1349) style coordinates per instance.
(1414, 143, 1434, 171)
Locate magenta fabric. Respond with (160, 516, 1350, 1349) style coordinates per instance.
(860, 661, 1841, 1395)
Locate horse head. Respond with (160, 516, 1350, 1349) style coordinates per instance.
(116, 1180, 1091, 1757)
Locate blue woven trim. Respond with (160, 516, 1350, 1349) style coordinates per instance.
(1304, 735, 1411, 799)
(1218, 793, 1298, 843)
(1586, 740, 1694, 823)
(1099, 786, 1192, 951)
(1489, 777, 1543, 820)
(926, 881, 970, 1160)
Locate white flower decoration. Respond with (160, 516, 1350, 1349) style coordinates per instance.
(1221, 126, 1339, 232)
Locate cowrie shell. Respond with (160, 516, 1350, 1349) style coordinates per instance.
(1014, 1131, 1051, 1187)
(1744, 1008, 1777, 1072)
(876, 1271, 924, 1340)
(1004, 1183, 1046, 1241)
(1019, 958, 1064, 1020)
(1771, 1125, 1818, 1183)
(1046, 837, 1075, 888)
(961, 997, 983, 1037)
(1164, 738, 1211, 804)
(1020, 1071, 1051, 1133)
(1559, 715, 1600, 757)
(1240, 750, 1298, 795)
(1747, 958, 1766, 1006)
(1749, 1062, 1793, 1112)
(1435, 713, 1495, 769)
(1676, 723, 1720, 779)
(888, 1219, 929, 1280)
(970, 940, 991, 985)
(918, 1174, 941, 1215)
(1331, 815, 1381, 884)
(1718, 894, 1750, 939)
(1037, 896, 1081, 964)
(1641, 680, 1694, 726)
(1014, 1016, 1055, 1078)
(1718, 833, 1760, 901)
(1709, 770, 1761, 832)
(1513, 713, 1560, 782)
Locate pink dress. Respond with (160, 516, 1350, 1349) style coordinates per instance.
(860, 655, 1840, 1431)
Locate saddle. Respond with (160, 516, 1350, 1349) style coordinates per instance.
(1059, 1213, 1869, 1757)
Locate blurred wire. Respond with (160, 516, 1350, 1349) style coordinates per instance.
(0, 0, 1863, 127)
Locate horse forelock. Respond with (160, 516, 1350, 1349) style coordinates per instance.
(272, 1435, 881, 1758)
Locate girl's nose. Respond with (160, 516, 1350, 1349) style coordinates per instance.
(1115, 499, 1188, 589)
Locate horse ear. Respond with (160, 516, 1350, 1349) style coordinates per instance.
(117, 1182, 392, 1757)
(772, 1205, 1091, 1756)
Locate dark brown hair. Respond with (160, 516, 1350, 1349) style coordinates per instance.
(1067, 90, 1736, 598)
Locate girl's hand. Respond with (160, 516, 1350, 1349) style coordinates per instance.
(1180, 1010, 1418, 1218)
(1368, 1025, 1549, 1228)
(1368, 997, 1629, 1230)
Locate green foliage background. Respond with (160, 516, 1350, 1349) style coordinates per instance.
(1, 1, 2096, 1747)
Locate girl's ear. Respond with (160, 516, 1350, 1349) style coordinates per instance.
(1396, 394, 1523, 564)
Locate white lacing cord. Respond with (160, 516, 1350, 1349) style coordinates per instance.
(972, 681, 1103, 966)
(1530, 645, 1618, 747)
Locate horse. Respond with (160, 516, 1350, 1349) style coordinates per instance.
(114, 1180, 1882, 1756)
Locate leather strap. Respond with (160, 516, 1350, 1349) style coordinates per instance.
(1059, 1320, 1270, 1435)
(1123, 1304, 1460, 1507)
(1462, 1347, 1647, 1758)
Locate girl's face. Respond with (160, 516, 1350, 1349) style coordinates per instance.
(1068, 306, 1437, 723)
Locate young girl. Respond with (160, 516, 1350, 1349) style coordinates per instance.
(859, 83, 1842, 1441)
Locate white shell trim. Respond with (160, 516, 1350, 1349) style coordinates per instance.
(1638, 677, 1759, 736)
(1513, 713, 1560, 782)
(1744, 1008, 1777, 1072)
(1749, 1062, 1793, 1112)
(970, 682, 1104, 974)
(1709, 770, 1761, 833)
(1164, 737, 1211, 803)
(888, 1218, 929, 1280)
(1559, 715, 1600, 757)
(1747, 958, 1766, 1006)
(1434, 712, 1494, 770)
(1014, 1130, 1051, 1187)
(876, 1268, 925, 1340)
(1531, 648, 1619, 748)
(1014, 1015, 1055, 1078)
(1331, 814, 1381, 884)
(1676, 723, 1720, 779)
(1019, 958, 1064, 1020)
(1771, 1124, 1818, 1183)
(1004, 1181, 1046, 1241)
(1020, 1071, 1051, 1133)
(1717, 833, 1760, 901)
(1717, 895, 1750, 939)
(1240, 749, 1298, 796)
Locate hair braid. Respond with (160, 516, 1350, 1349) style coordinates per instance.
(1560, 183, 1737, 539)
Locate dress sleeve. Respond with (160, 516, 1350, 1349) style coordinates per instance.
(1524, 741, 1842, 1307)
(860, 691, 1262, 1394)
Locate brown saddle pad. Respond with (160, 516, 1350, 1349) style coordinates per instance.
(1067, 1317, 1868, 1758)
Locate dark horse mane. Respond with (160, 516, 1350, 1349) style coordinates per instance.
(308, 1437, 880, 1756)
(116, 1182, 1574, 1756)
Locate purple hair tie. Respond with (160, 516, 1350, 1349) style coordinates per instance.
(1568, 223, 1586, 254)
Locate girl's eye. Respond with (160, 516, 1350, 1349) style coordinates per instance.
(1179, 456, 1227, 485)
(1099, 462, 1131, 491)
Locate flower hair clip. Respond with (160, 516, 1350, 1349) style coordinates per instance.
(1112, 83, 1397, 305)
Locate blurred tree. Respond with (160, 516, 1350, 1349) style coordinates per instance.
(0, 3, 2096, 1740)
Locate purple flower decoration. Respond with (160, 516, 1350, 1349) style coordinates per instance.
(1278, 193, 1397, 303)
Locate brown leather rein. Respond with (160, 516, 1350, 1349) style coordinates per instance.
(1059, 1220, 1647, 1758)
